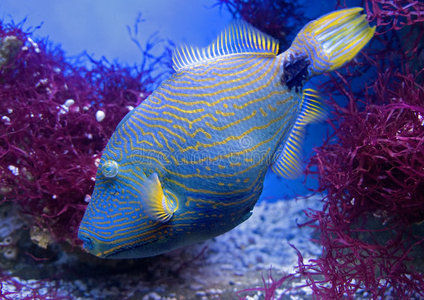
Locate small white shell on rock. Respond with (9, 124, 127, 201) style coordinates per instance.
(2, 116, 11, 125)
(8, 165, 19, 176)
(96, 110, 105, 122)
(94, 157, 100, 167)
(84, 194, 91, 203)
(64, 99, 75, 107)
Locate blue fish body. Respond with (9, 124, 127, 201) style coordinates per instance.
(78, 8, 375, 258)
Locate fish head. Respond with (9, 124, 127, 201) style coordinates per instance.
(78, 151, 166, 258)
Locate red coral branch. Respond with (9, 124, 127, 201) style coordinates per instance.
(365, 0, 424, 33)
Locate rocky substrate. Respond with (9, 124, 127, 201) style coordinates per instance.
(0, 195, 323, 299)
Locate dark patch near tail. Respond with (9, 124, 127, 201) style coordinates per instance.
(281, 54, 310, 93)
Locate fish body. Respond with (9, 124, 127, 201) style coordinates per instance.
(78, 8, 375, 258)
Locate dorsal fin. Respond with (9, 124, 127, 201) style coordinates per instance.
(172, 21, 279, 72)
(271, 89, 326, 178)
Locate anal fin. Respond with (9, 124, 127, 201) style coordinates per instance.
(271, 89, 326, 178)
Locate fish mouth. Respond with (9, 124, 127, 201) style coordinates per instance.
(80, 236, 94, 252)
(78, 229, 156, 259)
(77, 228, 109, 257)
(78, 229, 93, 250)
(78, 230, 102, 256)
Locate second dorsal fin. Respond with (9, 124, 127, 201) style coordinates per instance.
(172, 21, 279, 72)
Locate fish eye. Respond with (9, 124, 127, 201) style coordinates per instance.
(102, 160, 119, 178)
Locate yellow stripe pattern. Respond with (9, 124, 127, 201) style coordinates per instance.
(78, 9, 375, 258)
(79, 52, 301, 257)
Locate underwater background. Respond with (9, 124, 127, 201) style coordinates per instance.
(0, 0, 423, 299)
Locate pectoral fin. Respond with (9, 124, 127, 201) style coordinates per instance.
(140, 173, 177, 223)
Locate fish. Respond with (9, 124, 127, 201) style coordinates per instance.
(78, 7, 375, 258)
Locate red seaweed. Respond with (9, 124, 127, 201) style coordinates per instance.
(298, 1, 424, 298)
(300, 68, 424, 298)
(365, 0, 424, 33)
(1, 1, 423, 298)
(237, 0, 424, 298)
(0, 20, 163, 248)
(0, 17, 168, 299)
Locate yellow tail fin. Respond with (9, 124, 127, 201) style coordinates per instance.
(290, 7, 375, 76)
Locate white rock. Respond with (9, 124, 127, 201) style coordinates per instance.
(96, 110, 105, 122)
(8, 165, 19, 176)
(84, 194, 91, 203)
(64, 99, 75, 107)
(142, 292, 161, 300)
(2, 116, 11, 125)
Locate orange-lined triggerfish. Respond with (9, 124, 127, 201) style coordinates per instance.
(78, 8, 375, 258)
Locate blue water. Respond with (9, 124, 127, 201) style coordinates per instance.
(0, 0, 361, 200)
